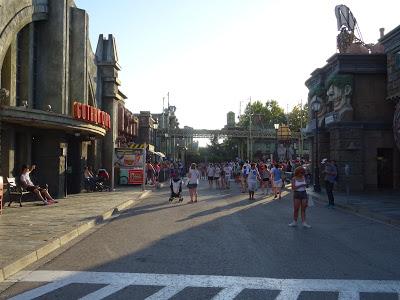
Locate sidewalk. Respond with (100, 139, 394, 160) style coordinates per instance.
(307, 188, 400, 226)
(0, 187, 151, 282)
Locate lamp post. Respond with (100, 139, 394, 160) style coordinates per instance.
(312, 97, 321, 192)
(274, 123, 279, 162)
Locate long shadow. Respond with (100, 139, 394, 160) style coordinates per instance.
(176, 199, 255, 222)
(11, 187, 400, 300)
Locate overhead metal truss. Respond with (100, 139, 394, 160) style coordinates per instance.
(157, 128, 300, 139)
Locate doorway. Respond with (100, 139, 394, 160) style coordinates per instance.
(377, 148, 393, 189)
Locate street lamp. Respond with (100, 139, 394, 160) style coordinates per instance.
(312, 97, 321, 192)
(274, 123, 279, 162)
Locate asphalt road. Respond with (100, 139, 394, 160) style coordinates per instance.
(2, 180, 400, 300)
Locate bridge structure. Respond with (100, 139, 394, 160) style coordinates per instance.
(156, 128, 301, 160)
(158, 128, 299, 139)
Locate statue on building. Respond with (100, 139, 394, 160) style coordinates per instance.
(0, 88, 9, 105)
(326, 75, 353, 121)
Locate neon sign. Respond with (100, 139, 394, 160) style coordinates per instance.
(73, 102, 111, 129)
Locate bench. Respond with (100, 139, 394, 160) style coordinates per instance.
(6, 177, 32, 207)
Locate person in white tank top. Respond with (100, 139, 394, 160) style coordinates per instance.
(289, 166, 311, 228)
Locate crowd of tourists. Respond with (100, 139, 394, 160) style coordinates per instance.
(166, 157, 338, 229)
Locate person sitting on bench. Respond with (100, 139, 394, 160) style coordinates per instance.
(20, 164, 57, 205)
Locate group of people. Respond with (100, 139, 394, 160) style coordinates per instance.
(173, 157, 338, 229)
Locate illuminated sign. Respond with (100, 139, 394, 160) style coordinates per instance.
(73, 102, 111, 129)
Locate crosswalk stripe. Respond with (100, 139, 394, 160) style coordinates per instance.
(275, 289, 301, 300)
(9, 280, 71, 300)
(144, 285, 186, 300)
(78, 284, 128, 300)
(212, 286, 244, 300)
(7, 270, 400, 299)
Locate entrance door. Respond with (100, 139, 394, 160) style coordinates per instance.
(67, 137, 81, 194)
(377, 148, 393, 189)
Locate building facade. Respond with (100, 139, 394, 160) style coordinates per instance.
(305, 53, 400, 191)
(0, 0, 127, 197)
(380, 26, 400, 155)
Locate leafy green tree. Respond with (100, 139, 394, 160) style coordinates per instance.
(239, 100, 286, 129)
(288, 103, 308, 132)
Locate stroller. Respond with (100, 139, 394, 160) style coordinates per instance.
(95, 169, 111, 192)
(169, 176, 183, 202)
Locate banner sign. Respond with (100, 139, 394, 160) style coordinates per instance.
(115, 148, 145, 185)
(73, 102, 111, 129)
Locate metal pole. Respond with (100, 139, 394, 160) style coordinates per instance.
(275, 129, 278, 162)
(142, 146, 146, 191)
(314, 112, 321, 192)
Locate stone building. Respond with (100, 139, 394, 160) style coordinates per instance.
(380, 26, 400, 157)
(0, 0, 128, 197)
(305, 52, 400, 191)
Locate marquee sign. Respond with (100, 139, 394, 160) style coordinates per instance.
(73, 102, 111, 129)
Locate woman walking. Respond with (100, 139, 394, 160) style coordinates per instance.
(187, 163, 200, 203)
(289, 166, 311, 228)
(260, 164, 271, 196)
(247, 163, 261, 200)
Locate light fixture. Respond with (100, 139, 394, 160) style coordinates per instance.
(312, 97, 321, 112)
(274, 123, 279, 130)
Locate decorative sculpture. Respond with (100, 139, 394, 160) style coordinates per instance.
(0, 88, 9, 105)
(326, 75, 353, 121)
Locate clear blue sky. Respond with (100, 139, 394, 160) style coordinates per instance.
(76, 0, 399, 132)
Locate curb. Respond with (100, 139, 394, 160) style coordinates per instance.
(308, 190, 400, 227)
(0, 189, 152, 282)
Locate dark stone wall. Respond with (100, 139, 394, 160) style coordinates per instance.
(352, 74, 391, 122)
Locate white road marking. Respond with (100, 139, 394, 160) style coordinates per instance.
(9, 280, 71, 300)
(275, 289, 301, 300)
(144, 285, 186, 300)
(78, 284, 128, 300)
(212, 286, 244, 300)
(7, 270, 400, 300)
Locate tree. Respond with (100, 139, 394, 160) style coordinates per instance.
(238, 100, 286, 129)
(288, 103, 309, 132)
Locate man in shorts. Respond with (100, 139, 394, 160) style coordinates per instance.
(271, 163, 283, 199)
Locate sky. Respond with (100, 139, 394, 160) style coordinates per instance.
(76, 0, 399, 132)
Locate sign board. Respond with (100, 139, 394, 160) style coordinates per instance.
(128, 169, 144, 184)
(115, 148, 145, 185)
(72, 102, 111, 129)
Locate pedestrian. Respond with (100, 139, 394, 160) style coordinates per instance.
(289, 166, 311, 228)
(271, 163, 283, 199)
(223, 163, 232, 189)
(240, 163, 249, 193)
(260, 164, 271, 196)
(322, 158, 337, 208)
(247, 163, 261, 200)
(187, 163, 200, 203)
(214, 164, 221, 189)
(207, 164, 215, 189)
